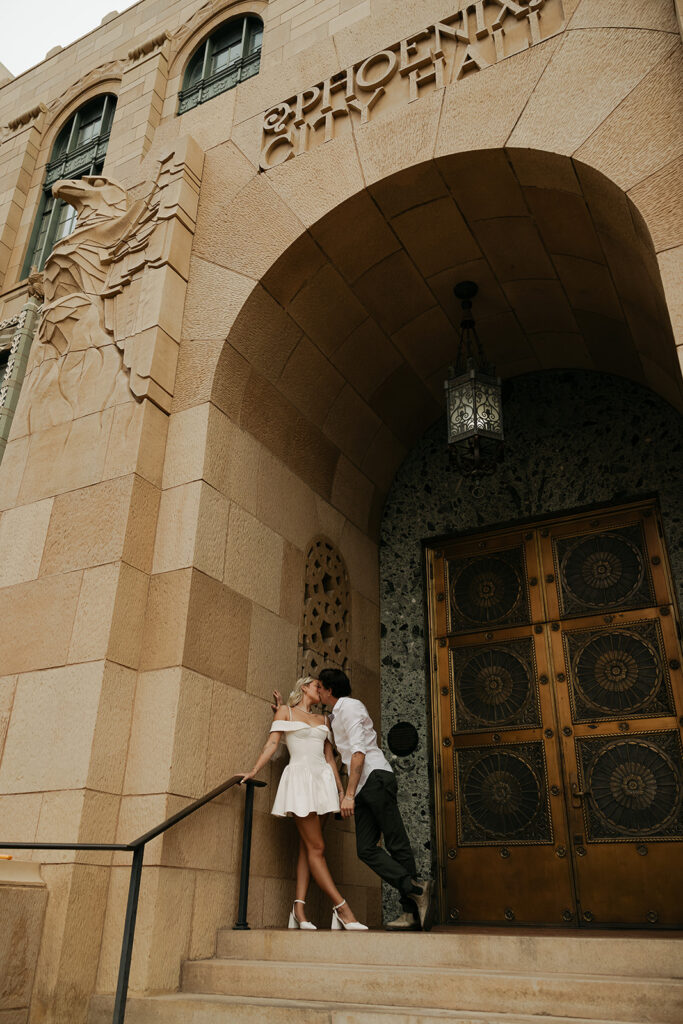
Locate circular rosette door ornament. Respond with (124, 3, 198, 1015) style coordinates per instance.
(555, 525, 654, 616)
(577, 732, 683, 840)
(565, 622, 673, 723)
(456, 743, 551, 845)
(447, 547, 530, 633)
(452, 638, 539, 731)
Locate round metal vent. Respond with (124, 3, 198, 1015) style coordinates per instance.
(387, 721, 419, 757)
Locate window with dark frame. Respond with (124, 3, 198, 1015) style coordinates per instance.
(22, 93, 117, 276)
(178, 15, 263, 114)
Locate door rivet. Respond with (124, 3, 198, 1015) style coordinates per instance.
(529, 577, 538, 586)
(551, 785, 561, 796)
(660, 606, 670, 616)
(437, 592, 445, 602)
(441, 687, 448, 696)
(555, 846, 566, 858)
(583, 910, 594, 923)
(551, 622, 560, 631)
(447, 848, 457, 859)
(442, 737, 452, 747)
(637, 844, 648, 857)
(576, 846, 587, 857)
(525, 532, 533, 541)
(449, 907, 460, 921)
(439, 639, 447, 648)
(651, 556, 661, 565)
(500, 847, 510, 859)
(646, 910, 658, 924)
(539, 674, 548, 685)
(504, 908, 515, 921)
(563, 726, 572, 737)
(562, 909, 573, 921)
(556, 672, 566, 682)
(618, 721, 630, 732)
(534, 625, 543, 634)
(545, 573, 555, 583)
(669, 659, 680, 671)
(544, 729, 554, 739)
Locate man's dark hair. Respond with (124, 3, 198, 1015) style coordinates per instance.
(318, 667, 351, 698)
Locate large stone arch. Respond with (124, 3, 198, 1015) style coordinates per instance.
(172, 0, 682, 437)
(200, 148, 681, 549)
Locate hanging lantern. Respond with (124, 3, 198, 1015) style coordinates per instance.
(444, 281, 504, 475)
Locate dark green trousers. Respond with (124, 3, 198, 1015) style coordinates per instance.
(354, 769, 417, 913)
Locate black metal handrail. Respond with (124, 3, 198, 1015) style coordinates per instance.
(0, 775, 266, 1024)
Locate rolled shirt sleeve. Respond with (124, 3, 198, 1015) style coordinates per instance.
(331, 698, 392, 793)
(344, 706, 368, 756)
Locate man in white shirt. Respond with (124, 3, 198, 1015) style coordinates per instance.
(317, 667, 433, 931)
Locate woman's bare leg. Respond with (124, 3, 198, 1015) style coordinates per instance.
(294, 813, 359, 924)
(294, 837, 310, 923)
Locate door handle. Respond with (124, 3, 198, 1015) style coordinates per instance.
(570, 773, 590, 809)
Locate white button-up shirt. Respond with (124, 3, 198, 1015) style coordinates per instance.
(329, 696, 392, 794)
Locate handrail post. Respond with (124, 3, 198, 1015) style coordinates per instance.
(233, 780, 256, 930)
(112, 844, 144, 1024)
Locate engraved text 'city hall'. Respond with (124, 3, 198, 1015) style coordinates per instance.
(260, 0, 565, 169)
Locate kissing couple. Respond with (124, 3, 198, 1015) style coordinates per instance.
(240, 668, 433, 931)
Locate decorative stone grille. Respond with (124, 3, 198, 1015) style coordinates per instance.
(0, 298, 42, 461)
(299, 538, 350, 677)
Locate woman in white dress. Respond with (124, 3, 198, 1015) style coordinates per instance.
(240, 677, 367, 930)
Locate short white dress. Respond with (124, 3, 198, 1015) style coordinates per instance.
(270, 711, 340, 818)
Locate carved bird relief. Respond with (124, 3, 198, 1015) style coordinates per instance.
(18, 166, 175, 435)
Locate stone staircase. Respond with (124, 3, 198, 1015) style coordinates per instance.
(89, 928, 683, 1023)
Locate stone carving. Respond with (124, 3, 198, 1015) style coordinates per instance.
(128, 32, 169, 63)
(299, 538, 351, 676)
(0, 311, 27, 408)
(42, 61, 124, 136)
(5, 104, 48, 135)
(168, 0, 261, 64)
(260, 0, 565, 169)
(16, 136, 203, 433)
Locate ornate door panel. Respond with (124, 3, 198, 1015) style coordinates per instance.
(540, 506, 683, 928)
(428, 501, 683, 928)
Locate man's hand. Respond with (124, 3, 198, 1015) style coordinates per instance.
(341, 794, 355, 819)
(271, 690, 283, 714)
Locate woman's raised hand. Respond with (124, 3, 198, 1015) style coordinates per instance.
(238, 770, 257, 784)
(271, 690, 283, 713)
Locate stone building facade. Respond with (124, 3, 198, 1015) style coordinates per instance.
(0, 1, 682, 1022)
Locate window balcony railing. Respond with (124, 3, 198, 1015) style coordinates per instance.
(178, 50, 261, 114)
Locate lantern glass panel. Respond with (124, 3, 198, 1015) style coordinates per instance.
(473, 377, 503, 439)
(446, 375, 477, 444)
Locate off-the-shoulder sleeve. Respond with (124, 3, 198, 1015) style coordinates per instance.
(270, 721, 302, 733)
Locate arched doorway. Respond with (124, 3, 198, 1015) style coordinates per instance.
(208, 149, 682, 929)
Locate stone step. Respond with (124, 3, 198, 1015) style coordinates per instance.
(180, 958, 683, 1023)
(215, 928, 683, 979)
(87, 992, 656, 1024)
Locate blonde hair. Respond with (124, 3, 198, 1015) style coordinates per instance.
(288, 676, 316, 707)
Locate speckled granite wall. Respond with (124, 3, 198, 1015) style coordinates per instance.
(379, 370, 683, 921)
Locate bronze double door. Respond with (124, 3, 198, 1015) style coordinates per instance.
(428, 501, 683, 927)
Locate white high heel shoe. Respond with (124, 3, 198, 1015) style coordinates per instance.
(288, 899, 316, 930)
(331, 899, 368, 930)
